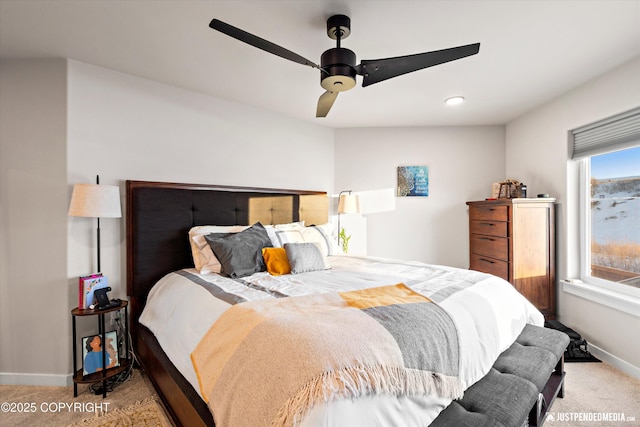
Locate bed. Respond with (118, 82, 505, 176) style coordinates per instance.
(126, 180, 567, 427)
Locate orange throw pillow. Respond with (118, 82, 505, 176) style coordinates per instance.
(262, 247, 291, 276)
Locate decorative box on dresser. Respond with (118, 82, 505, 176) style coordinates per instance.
(466, 198, 556, 319)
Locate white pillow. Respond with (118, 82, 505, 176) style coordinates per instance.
(188, 225, 249, 274)
(274, 221, 305, 229)
(264, 221, 305, 247)
(270, 223, 339, 256)
(301, 224, 341, 256)
(273, 229, 305, 248)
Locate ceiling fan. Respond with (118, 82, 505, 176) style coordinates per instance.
(209, 15, 480, 118)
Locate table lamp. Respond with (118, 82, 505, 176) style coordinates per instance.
(337, 190, 360, 249)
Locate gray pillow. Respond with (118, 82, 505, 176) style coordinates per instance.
(284, 242, 328, 274)
(205, 223, 272, 278)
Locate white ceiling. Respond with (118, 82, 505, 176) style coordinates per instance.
(1, 1, 639, 128)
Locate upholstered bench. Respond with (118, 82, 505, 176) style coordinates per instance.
(431, 324, 570, 427)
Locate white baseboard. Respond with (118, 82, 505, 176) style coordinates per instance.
(588, 344, 640, 380)
(0, 372, 71, 387)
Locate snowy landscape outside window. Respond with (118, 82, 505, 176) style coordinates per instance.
(587, 146, 640, 288)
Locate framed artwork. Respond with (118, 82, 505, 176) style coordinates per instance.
(82, 330, 119, 375)
(397, 166, 429, 197)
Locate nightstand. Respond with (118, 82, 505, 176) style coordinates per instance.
(71, 300, 130, 398)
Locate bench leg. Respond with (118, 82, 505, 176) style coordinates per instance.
(528, 393, 544, 427)
(529, 355, 566, 426)
(556, 355, 565, 399)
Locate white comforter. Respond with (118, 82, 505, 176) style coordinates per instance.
(139, 255, 543, 427)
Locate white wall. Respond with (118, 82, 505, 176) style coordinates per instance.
(335, 126, 505, 267)
(67, 60, 335, 301)
(0, 59, 69, 384)
(1, 59, 335, 385)
(506, 57, 640, 374)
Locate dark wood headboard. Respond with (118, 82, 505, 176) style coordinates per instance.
(126, 180, 328, 329)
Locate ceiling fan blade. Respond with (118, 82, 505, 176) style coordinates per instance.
(316, 91, 339, 117)
(209, 19, 320, 69)
(358, 43, 480, 87)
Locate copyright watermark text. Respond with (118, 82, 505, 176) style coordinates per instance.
(547, 411, 636, 423)
(1, 401, 110, 414)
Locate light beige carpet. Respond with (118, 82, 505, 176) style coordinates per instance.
(545, 362, 640, 427)
(66, 396, 172, 427)
(0, 369, 173, 427)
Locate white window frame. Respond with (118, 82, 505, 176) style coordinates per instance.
(564, 156, 640, 317)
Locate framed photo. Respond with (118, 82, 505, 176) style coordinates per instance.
(491, 182, 501, 198)
(82, 331, 119, 375)
(397, 166, 429, 197)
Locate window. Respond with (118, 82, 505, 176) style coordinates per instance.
(572, 107, 640, 299)
(583, 146, 640, 289)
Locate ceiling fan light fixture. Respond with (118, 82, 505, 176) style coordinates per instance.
(321, 74, 356, 92)
(445, 96, 465, 106)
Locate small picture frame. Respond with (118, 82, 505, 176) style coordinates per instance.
(491, 182, 501, 198)
(82, 331, 119, 375)
(498, 181, 519, 199)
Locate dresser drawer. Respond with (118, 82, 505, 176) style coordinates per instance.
(470, 220, 508, 237)
(470, 254, 509, 281)
(469, 205, 508, 222)
(470, 234, 508, 261)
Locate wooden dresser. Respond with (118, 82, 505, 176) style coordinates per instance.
(466, 198, 556, 319)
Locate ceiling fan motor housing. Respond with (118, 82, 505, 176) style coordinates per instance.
(320, 48, 357, 92)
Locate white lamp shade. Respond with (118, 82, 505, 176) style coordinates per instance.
(338, 194, 360, 214)
(68, 184, 122, 218)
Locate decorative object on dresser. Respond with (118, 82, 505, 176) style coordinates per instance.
(466, 198, 556, 319)
(492, 180, 528, 199)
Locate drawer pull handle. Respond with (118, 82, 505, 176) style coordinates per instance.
(481, 223, 495, 226)
(479, 258, 495, 264)
(478, 237, 495, 241)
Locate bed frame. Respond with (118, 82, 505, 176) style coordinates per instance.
(126, 180, 568, 427)
(126, 180, 328, 427)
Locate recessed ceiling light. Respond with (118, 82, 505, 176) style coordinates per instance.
(445, 96, 465, 106)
